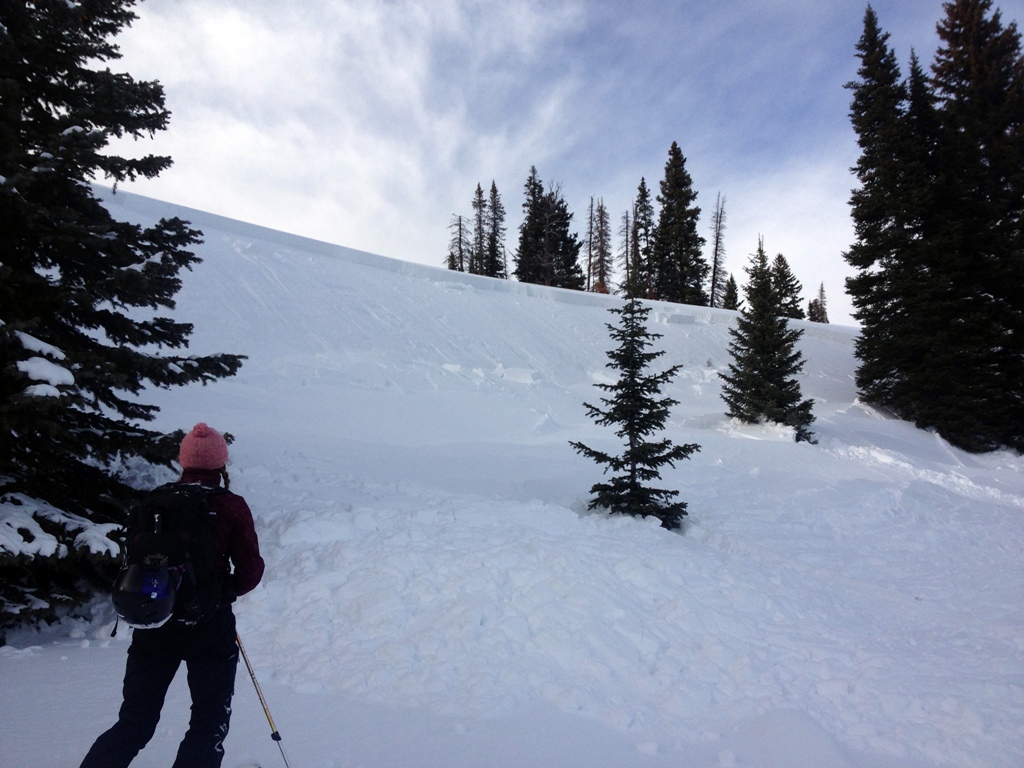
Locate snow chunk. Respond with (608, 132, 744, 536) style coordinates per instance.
(0, 505, 63, 558)
(22, 384, 62, 398)
(73, 525, 121, 558)
(720, 417, 797, 441)
(15, 331, 66, 360)
(494, 364, 536, 384)
(17, 357, 74, 387)
(0, 495, 119, 558)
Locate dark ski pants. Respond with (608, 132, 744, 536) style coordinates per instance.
(80, 609, 239, 768)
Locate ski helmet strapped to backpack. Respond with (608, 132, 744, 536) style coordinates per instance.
(113, 483, 226, 629)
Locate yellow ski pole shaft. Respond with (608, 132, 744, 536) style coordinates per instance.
(236, 631, 292, 768)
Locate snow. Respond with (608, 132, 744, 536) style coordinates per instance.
(16, 349, 74, 397)
(0, 495, 121, 560)
(2, 188, 1022, 768)
(15, 330, 67, 360)
(15, 330, 74, 397)
(17, 357, 74, 389)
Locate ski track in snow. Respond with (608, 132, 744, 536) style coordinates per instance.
(3, 190, 1022, 768)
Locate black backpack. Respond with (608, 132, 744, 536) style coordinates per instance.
(112, 483, 225, 628)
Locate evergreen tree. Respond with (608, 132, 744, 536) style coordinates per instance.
(543, 186, 585, 290)
(720, 240, 816, 443)
(651, 142, 708, 305)
(513, 169, 583, 290)
(708, 193, 728, 308)
(584, 197, 596, 291)
(844, 9, 949, 426)
(771, 253, 806, 320)
(893, 53, 946, 422)
(844, 6, 918, 416)
(469, 183, 487, 275)
(513, 166, 547, 285)
(808, 283, 830, 323)
(0, 1, 244, 631)
(570, 297, 700, 530)
(617, 208, 633, 294)
(484, 181, 507, 279)
(590, 198, 613, 293)
(722, 274, 741, 311)
(922, 0, 1024, 451)
(446, 214, 469, 271)
(845, 2, 1024, 452)
(630, 178, 656, 298)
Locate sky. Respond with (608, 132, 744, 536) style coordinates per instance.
(109, 0, 1024, 326)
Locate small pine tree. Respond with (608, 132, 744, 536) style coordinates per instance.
(514, 172, 583, 290)
(570, 297, 701, 529)
(722, 274, 741, 311)
(449, 182, 506, 278)
(720, 240, 816, 443)
(514, 166, 547, 284)
(808, 283, 829, 323)
(630, 178, 656, 298)
(617, 207, 633, 294)
(651, 142, 708, 305)
(708, 193, 728, 308)
(543, 185, 585, 290)
(590, 198, 613, 293)
(584, 196, 596, 291)
(469, 183, 487, 275)
(771, 253, 806, 320)
(514, 170, 583, 289)
(446, 214, 469, 271)
(484, 181, 507, 279)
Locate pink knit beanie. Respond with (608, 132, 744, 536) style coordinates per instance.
(178, 423, 229, 470)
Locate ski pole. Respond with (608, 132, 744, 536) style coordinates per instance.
(236, 631, 293, 768)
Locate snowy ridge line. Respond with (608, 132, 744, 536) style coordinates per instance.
(96, 186, 858, 337)
(97, 186, 616, 309)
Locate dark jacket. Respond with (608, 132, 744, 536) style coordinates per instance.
(179, 468, 265, 605)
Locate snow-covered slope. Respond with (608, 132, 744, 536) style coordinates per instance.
(3, 190, 1022, 768)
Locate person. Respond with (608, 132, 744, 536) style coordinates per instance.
(80, 423, 265, 768)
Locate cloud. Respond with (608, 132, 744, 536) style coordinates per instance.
(113, 0, 591, 255)
(720, 144, 858, 325)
